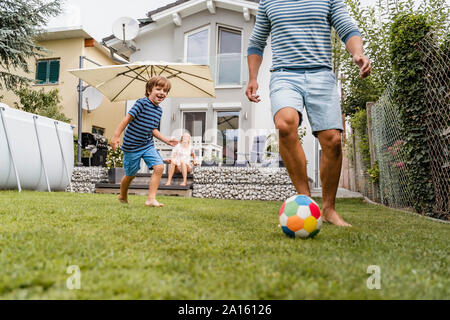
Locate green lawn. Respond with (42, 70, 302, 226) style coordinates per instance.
(0, 190, 448, 299)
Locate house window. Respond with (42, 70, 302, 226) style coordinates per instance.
(217, 27, 242, 86)
(183, 111, 206, 143)
(92, 126, 105, 136)
(217, 111, 240, 164)
(35, 59, 60, 85)
(185, 26, 209, 65)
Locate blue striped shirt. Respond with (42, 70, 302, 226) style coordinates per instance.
(122, 97, 162, 152)
(247, 0, 361, 70)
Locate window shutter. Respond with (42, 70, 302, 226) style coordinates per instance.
(35, 61, 48, 84)
(48, 60, 60, 83)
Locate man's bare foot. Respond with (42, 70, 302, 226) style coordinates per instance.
(165, 181, 172, 186)
(118, 195, 128, 204)
(321, 208, 352, 227)
(180, 182, 187, 186)
(145, 199, 164, 207)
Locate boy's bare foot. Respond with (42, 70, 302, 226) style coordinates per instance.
(180, 182, 187, 187)
(321, 208, 352, 227)
(118, 195, 128, 204)
(145, 199, 164, 207)
(165, 182, 171, 186)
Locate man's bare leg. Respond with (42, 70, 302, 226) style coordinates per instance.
(118, 175, 135, 203)
(317, 129, 351, 227)
(145, 164, 164, 207)
(274, 108, 310, 195)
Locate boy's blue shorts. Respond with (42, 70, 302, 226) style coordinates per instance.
(122, 145, 164, 177)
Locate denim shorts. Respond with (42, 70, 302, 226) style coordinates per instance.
(122, 145, 164, 177)
(269, 68, 343, 136)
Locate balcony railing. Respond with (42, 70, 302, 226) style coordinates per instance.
(175, 54, 248, 87)
(154, 137, 222, 163)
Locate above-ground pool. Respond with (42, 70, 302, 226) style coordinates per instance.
(0, 103, 74, 192)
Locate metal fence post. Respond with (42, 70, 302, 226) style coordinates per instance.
(366, 102, 377, 201)
(366, 102, 376, 167)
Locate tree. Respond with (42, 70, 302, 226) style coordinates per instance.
(14, 87, 71, 123)
(333, 0, 400, 116)
(0, 0, 61, 90)
(334, 0, 449, 116)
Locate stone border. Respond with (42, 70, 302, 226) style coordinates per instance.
(193, 167, 312, 201)
(67, 166, 108, 193)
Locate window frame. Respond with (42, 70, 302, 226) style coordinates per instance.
(215, 24, 243, 88)
(180, 110, 208, 143)
(35, 58, 60, 85)
(92, 126, 105, 136)
(184, 25, 211, 65)
(213, 108, 242, 163)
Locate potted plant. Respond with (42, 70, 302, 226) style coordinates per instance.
(106, 146, 124, 183)
(201, 155, 221, 167)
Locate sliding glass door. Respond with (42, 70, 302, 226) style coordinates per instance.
(217, 111, 239, 164)
(183, 111, 206, 143)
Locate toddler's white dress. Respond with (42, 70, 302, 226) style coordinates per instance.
(172, 144, 192, 168)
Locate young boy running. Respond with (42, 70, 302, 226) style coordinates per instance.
(110, 76, 178, 207)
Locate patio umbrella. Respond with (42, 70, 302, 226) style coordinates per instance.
(68, 61, 215, 101)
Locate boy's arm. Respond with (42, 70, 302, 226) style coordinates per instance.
(110, 114, 133, 150)
(152, 129, 178, 146)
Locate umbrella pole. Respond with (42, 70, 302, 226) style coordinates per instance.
(76, 56, 84, 166)
(76, 56, 103, 166)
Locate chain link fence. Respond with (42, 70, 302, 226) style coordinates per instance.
(417, 33, 449, 219)
(371, 86, 414, 210)
(371, 33, 449, 219)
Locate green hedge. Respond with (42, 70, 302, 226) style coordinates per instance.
(389, 13, 434, 214)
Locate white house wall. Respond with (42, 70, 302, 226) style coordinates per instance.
(132, 24, 175, 62)
(126, 3, 318, 184)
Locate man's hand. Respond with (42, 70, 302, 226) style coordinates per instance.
(353, 54, 371, 78)
(246, 80, 261, 103)
(167, 138, 179, 147)
(110, 136, 120, 151)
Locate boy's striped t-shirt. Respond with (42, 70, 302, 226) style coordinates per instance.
(247, 0, 361, 70)
(122, 97, 162, 152)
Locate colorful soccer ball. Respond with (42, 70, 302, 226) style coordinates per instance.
(279, 195, 322, 239)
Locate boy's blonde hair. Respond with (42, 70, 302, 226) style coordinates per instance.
(145, 76, 171, 97)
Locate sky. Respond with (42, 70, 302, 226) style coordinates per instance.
(46, 0, 176, 41)
(45, 0, 401, 41)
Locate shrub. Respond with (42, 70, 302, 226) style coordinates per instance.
(389, 13, 434, 214)
(14, 87, 71, 122)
